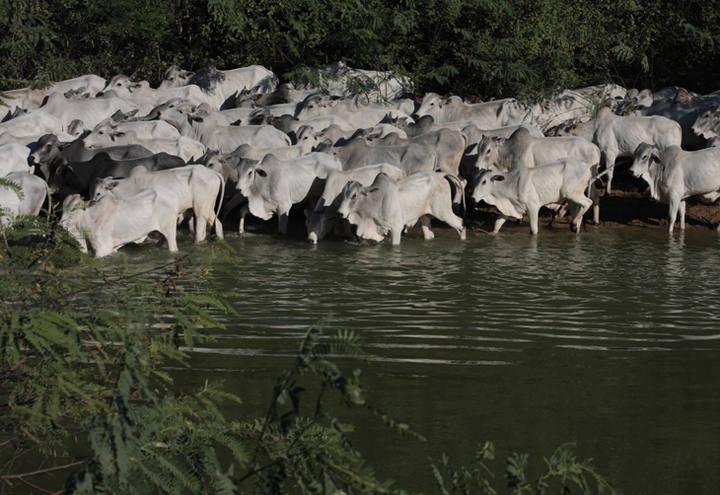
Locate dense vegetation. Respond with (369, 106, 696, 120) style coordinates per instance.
(1, 0, 719, 98)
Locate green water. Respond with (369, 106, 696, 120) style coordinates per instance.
(133, 224, 720, 494)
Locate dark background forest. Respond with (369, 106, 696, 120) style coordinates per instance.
(1, 0, 719, 98)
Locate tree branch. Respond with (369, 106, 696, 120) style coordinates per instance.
(1, 459, 86, 480)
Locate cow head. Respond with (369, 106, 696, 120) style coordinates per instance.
(473, 135, 505, 173)
(89, 176, 120, 201)
(158, 65, 195, 90)
(337, 174, 394, 242)
(295, 94, 329, 120)
(630, 143, 661, 179)
(28, 134, 61, 174)
(471, 169, 505, 205)
(692, 105, 720, 139)
(414, 92, 443, 121)
(236, 158, 263, 197)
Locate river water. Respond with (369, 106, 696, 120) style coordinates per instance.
(137, 224, 720, 494)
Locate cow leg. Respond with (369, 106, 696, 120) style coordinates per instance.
(569, 196, 593, 233)
(277, 211, 289, 235)
(603, 150, 616, 195)
(528, 207, 540, 235)
(679, 200, 686, 230)
(493, 216, 507, 233)
(434, 209, 466, 240)
(165, 219, 179, 252)
(391, 227, 402, 245)
(238, 204, 249, 234)
(195, 212, 208, 243)
(420, 215, 435, 240)
(668, 196, 681, 233)
(214, 215, 224, 240)
(590, 182, 600, 224)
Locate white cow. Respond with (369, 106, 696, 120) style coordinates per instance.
(474, 127, 601, 223)
(336, 171, 466, 245)
(237, 153, 342, 234)
(630, 143, 720, 233)
(88, 119, 181, 142)
(306, 164, 406, 243)
(90, 165, 224, 242)
(83, 129, 205, 162)
(61, 191, 179, 258)
(0, 110, 65, 137)
(0, 172, 49, 225)
(292, 61, 413, 102)
(592, 107, 682, 193)
(415, 93, 518, 128)
(474, 128, 601, 174)
(156, 107, 290, 152)
(295, 94, 415, 121)
(0, 143, 32, 175)
(471, 158, 593, 235)
(232, 130, 317, 161)
(0, 74, 106, 112)
(101, 75, 223, 109)
(691, 105, 720, 139)
(158, 64, 278, 105)
(41, 93, 139, 130)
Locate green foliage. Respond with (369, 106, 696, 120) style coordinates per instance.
(431, 441, 614, 495)
(0, 227, 419, 494)
(1, 0, 719, 97)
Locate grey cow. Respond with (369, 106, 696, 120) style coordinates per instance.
(306, 164, 406, 243)
(337, 171, 466, 245)
(630, 143, 720, 233)
(237, 153, 342, 235)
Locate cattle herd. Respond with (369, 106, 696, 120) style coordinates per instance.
(1, 61, 720, 257)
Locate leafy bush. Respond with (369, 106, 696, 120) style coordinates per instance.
(1, 1, 718, 97)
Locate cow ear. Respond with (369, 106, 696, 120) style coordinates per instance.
(362, 187, 380, 196)
(491, 175, 505, 182)
(256, 169, 267, 177)
(443, 98, 451, 106)
(651, 154, 661, 164)
(87, 200, 97, 207)
(192, 116, 205, 123)
(108, 181, 119, 190)
(111, 131, 126, 141)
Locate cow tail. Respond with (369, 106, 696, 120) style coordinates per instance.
(444, 174, 466, 213)
(214, 170, 225, 227)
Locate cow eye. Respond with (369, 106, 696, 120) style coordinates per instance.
(351, 193, 356, 200)
(482, 180, 486, 185)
